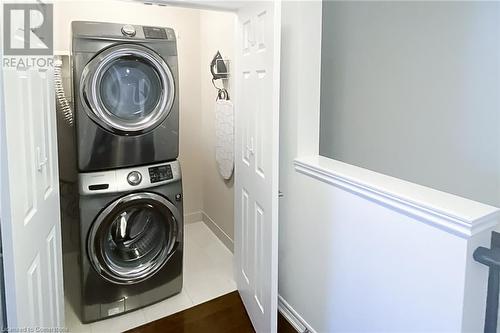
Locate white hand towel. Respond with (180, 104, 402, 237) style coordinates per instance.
(215, 99, 234, 180)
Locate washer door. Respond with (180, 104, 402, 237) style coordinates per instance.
(88, 192, 181, 285)
(81, 44, 175, 134)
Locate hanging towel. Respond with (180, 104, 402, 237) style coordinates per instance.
(215, 99, 234, 180)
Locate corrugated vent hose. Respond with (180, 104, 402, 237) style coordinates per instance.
(54, 55, 74, 126)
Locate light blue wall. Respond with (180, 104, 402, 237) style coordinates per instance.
(319, 1, 500, 207)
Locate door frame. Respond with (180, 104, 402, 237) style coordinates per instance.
(0, 3, 10, 328)
(0, 0, 282, 330)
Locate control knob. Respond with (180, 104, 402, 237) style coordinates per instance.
(127, 171, 142, 186)
(121, 25, 136, 37)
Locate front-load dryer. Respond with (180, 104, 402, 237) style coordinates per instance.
(76, 160, 183, 323)
(72, 21, 179, 172)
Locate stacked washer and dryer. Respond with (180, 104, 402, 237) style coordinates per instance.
(71, 21, 183, 323)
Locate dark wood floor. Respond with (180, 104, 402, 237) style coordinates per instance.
(278, 311, 297, 333)
(126, 291, 296, 333)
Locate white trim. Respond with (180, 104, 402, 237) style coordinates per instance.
(184, 211, 203, 224)
(278, 295, 317, 333)
(201, 211, 234, 252)
(294, 156, 500, 239)
(183, 210, 234, 251)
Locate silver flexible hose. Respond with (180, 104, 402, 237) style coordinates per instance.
(54, 56, 74, 126)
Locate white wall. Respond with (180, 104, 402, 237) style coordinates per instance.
(279, 1, 497, 332)
(199, 10, 235, 248)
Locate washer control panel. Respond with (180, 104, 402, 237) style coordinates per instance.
(149, 164, 173, 183)
(79, 161, 181, 195)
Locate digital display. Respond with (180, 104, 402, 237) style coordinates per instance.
(143, 26, 168, 39)
(148, 165, 173, 183)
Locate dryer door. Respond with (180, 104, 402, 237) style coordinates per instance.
(81, 44, 175, 134)
(88, 192, 181, 284)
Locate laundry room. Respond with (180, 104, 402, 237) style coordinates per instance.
(52, 1, 238, 331)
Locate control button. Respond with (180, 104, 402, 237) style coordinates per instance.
(121, 25, 136, 37)
(175, 194, 182, 202)
(127, 171, 142, 186)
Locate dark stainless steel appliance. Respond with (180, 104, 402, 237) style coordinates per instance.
(76, 160, 183, 323)
(72, 21, 179, 172)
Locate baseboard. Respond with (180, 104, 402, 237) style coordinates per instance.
(184, 211, 203, 224)
(201, 211, 234, 253)
(278, 295, 317, 333)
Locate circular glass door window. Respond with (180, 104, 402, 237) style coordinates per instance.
(81, 44, 175, 134)
(88, 193, 180, 284)
(99, 57, 162, 121)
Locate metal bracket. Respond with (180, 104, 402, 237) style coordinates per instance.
(473, 231, 500, 333)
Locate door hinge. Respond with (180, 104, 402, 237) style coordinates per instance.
(36, 147, 48, 172)
(247, 137, 255, 156)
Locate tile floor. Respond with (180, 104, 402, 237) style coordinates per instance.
(64, 221, 236, 333)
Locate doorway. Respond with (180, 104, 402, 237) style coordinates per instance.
(54, 1, 237, 331)
(0, 0, 280, 331)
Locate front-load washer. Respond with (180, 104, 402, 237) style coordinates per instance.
(76, 160, 183, 323)
(72, 21, 179, 172)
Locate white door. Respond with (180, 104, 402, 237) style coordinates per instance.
(235, 1, 281, 332)
(0, 62, 64, 328)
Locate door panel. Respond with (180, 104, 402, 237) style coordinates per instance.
(40, 71, 56, 198)
(1, 64, 64, 329)
(235, 1, 281, 332)
(46, 226, 62, 325)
